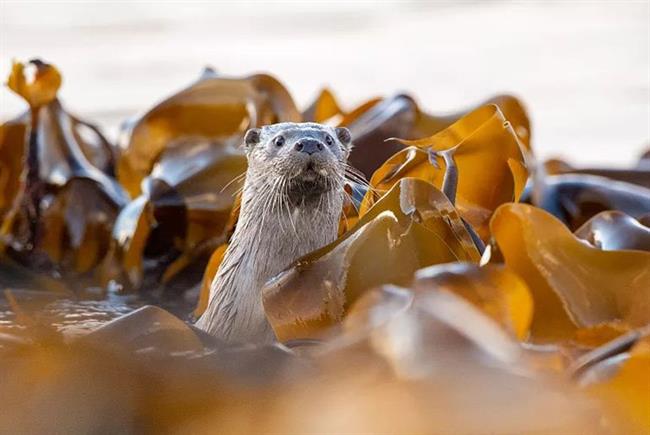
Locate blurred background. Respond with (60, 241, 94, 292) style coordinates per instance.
(1, 0, 648, 166)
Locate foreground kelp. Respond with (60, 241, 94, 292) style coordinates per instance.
(263, 178, 480, 342)
(0, 292, 618, 434)
(1, 59, 649, 434)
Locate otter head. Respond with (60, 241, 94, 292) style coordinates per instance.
(243, 122, 352, 206)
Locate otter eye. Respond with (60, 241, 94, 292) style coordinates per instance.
(274, 135, 285, 147)
(325, 134, 334, 146)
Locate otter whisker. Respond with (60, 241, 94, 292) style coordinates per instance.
(343, 189, 361, 215)
(220, 171, 247, 194)
(282, 178, 298, 238)
(343, 163, 367, 179)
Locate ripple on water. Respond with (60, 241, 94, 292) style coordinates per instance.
(0, 295, 142, 338)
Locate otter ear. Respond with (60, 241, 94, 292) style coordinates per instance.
(335, 127, 352, 147)
(244, 128, 261, 148)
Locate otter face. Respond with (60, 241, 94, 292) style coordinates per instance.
(243, 122, 352, 206)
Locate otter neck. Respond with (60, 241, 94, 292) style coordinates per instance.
(196, 167, 343, 343)
(236, 167, 343, 275)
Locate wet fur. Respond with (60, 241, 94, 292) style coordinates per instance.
(196, 123, 350, 343)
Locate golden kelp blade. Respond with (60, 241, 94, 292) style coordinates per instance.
(412, 94, 531, 151)
(345, 94, 530, 178)
(362, 104, 528, 241)
(302, 88, 345, 124)
(106, 141, 246, 289)
(3, 60, 127, 277)
(574, 210, 650, 252)
(262, 178, 480, 343)
(491, 203, 650, 342)
(7, 60, 61, 109)
(414, 263, 533, 340)
(117, 69, 300, 197)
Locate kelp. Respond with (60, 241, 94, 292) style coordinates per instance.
(413, 263, 533, 340)
(577, 332, 650, 435)
(0, 290, 608, 435)
(575, 210, 650, 252)
(534, 174, 650, 230)
(491, 203, 650, 342)
(117, 68, 300, 197)
(545, 158, 650, 189)
(104, 140, 246, 289)
(1, 60, 127, 279)
(1, 58, 649, 435)
(0, 115, 27, 231)
(343, 93, 530, 178)
(262, 178, 480, 343)
(361, 104, 528, 241)
(194, 242, 229, 318)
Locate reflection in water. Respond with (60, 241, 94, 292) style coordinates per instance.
(0, 292, 196, 338)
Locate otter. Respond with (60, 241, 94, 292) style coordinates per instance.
(195, 122, 352, 343)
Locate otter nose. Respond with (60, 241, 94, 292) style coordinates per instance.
(294, 139, 324, 155)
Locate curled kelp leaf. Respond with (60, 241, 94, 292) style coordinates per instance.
(345, 94, 530, 178)
(491, 203, 650, 342)
(117, 69, 300, 197)
(262, 178, 480, 343)
(3, 60, 127, 277)
(362, 104, 528, 241)
(575, 211, 650, 252)
(413, 263, 533, 340)
(535, 174, 650, 230)
(106, 140, 246, 289)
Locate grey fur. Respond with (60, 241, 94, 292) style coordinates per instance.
(195, 122, 351, 344)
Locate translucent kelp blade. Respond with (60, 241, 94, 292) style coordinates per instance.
(412, 94, 531, 151)
(302, 88, 344, 124)
(491, 203, 650, 342)
(363, 104, 528, 241)
(414, 263, 533, 340)
(7, 60, 61, 109)
(575, 211, 650, 252)
(263, 178, 480, 343)
(345, 94, 530, 178)
(117, 71, 300, 197)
